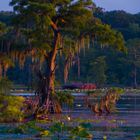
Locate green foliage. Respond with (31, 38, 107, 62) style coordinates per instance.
(90, 56, 107, 87)
(0, 21, 6, 36)
(79, 122, 92, 129)
(7, 0, 125, 88)
(70, 124, 93, 139)
(50, 122, 67, 133)
(39, 130, 51, 137)
(137, 136, 140, 140)
(86, 88, 124, 96)
(127, 38, 140, 87)
(95, 10, 140, 40)
(2, 121, 44, 135)
(5, 120, 93, 139)
(89, 23, 125, 52)
(0, 3, 139, 88)
(0, 78, 13, 95)
(0, 12, 14, 25)
(103, 135, 107, 140)
(0, 95, 25, 122)
(12, 121, 43, 134)
(110, 87, 124, 95)
(10, 0, 93, 53)
(86, 89, 103, 96)
(56, 91, 74, 106)
(49, 121, 93, 139)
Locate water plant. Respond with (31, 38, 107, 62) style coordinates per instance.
(12, 121, 43, 134)
(70, 125, 93, 139)
(4, 120, 93, 139)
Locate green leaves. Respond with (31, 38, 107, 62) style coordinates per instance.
(0, 94, 25, 122)
(27, 2, 55, 17)
(4, 120, 93, 139)
(49, 121, 93, 139)
(88, 23, 126, 52)
(39, 130, 51, 137)
(56, 91, 74, 106)
(89, 56, 107, 87)
(50, 122, 66, 133)
(0, 78, 13, 95)
(12, 121, 43, 134)
(0, 22, 6, 36)
(70, 124, 93, 139)
(80, 122, 92, 129)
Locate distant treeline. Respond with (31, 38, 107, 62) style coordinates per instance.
(0, 10, 140, 88)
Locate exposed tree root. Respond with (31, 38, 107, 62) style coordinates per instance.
(87, 89, 119, 115)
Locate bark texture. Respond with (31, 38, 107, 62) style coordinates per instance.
(34, 21, 62, 115)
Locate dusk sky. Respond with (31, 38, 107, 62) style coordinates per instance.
(0, 0, 140, 14)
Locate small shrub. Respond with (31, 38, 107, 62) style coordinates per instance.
(0, 95, 25, 122)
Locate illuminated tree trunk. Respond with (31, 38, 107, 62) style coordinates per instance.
(36, 23, 62, 114)
(47, 31, 59, 95)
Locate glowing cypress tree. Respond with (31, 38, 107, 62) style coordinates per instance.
(9, 0, 125, 114)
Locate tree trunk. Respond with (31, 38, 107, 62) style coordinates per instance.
(35, 26, 62, 115)
(47, 22, 60, 94)
(133, 49, 137, 88)
(46, 30, 59, 93)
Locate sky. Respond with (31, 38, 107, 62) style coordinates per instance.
(94, 0, 140, 14)
(0, 0, 140, 14)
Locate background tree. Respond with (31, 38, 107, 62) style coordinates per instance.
(9, 0, 125, 115)
(10, 0, 94, 114)
(95, 10, 140, 40)
(1, 9, 140, 88)
(0, 22, 14, 79)
(89, 56, 107, 87)
(127, 38, 140, 88)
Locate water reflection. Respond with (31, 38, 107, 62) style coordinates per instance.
(0, 94, 140, 139)
(49, 94, 140, 139)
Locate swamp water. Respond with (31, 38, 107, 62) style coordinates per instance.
(0, 94, 140, 140)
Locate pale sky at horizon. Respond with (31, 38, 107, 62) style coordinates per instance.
(94, 0, 140, 14)
(0, 0, 140, 14)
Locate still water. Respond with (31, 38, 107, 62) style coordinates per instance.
(68, 94, 140, 140)
(0, 94, 140, 140)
